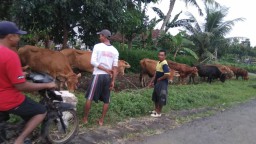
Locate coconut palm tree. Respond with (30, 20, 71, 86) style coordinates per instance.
(160, 0, 219, 32)
(182, 3, 244, 60)
(152, 7, 194, 33)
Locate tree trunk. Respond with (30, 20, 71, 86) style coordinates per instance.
(160, 0, 176, 32)
(62, 25, 68, 49)
(214, 47, 218, 61)
(128, 40, 132, 50)
(173, 47, 180, 60)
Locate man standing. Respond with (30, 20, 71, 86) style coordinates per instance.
(0, 21, 56, 144)
(148, 50, 170, 117)
(83, 29, 119, 126)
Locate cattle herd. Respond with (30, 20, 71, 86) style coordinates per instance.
(140, 58, 249, 87)
(18, 45, 249, 92)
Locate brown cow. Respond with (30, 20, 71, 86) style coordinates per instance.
(60, 49, 131, 75)
(228, 66, 249, 80)
(167, 60, 198, 84)
(18, 45, 81, 92)
(140, 58, 179, 87)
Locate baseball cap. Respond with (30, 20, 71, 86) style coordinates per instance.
(97, 29, 111, 38)
(0, 21, 27, 35)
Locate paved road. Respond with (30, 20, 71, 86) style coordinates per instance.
(139, 99, 256, 144)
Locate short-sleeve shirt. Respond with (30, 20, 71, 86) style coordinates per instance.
(90, 43, 119, 75)
(0, 45, 26, 111)
(154, 60, 170, 84)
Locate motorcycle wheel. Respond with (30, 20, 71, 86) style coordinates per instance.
(42, 109, 79, 144)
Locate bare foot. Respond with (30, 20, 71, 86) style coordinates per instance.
(83, 117, 88, 124)
(98, 119, 104, 126)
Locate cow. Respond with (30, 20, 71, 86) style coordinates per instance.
(207, 64, 234, 79)
(167, 60, 198, 84)
(227, 66, 249, 80)
(18, 45, 81, 92)
(60, 49, 131, 75)
(196, 65, 226, 83)
(139, 58, 179, 87)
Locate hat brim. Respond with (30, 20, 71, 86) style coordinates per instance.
(16, 30, 27, 35)
(96, 32, 101, 35)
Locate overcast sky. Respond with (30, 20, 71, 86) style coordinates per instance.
(147, 0, 256, 46)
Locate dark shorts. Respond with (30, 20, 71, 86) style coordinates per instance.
(152, 81, 168, 106)
(1, 96, 46, 122)
(85, 74, 111, 103)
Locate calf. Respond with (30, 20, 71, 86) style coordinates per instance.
(167, 60, 198, 84)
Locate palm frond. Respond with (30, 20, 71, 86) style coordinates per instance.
(152, 7, 165, 20)
(186, 12, 202, 32)
(183, 0, 203, 16)
(169, 11, 183, 25)
(182, 47, 199, 60)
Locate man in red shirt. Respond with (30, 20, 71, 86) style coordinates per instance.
(0, 21, 56, 144)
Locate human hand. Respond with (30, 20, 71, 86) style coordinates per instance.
(147, 82, 154, 88)
(109, 81, 115, 90)
(47, 82, 57, 89)
(23, 72, 28, 76)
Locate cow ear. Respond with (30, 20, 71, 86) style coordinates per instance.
(77, 73, 81, 78)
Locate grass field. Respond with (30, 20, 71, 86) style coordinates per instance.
(76, 74, 256, 127)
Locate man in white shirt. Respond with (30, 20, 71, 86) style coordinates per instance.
(83, 29, 119, 126)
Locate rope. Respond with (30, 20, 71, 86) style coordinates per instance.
(121, 75, 140, 90)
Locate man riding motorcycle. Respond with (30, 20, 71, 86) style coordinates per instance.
(0, 21, 56, 144)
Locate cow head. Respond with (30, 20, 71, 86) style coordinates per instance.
(118, 60, 131, 76)
(61, 73, 81, 92)
(192, 67, 198, 76)
(220, 73, 226, 82)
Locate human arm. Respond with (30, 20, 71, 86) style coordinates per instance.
(109, 66, 118, 90)
(14, 81, 57, 92)
(157, 64, 170, 82)
(109, 52, 119, 90)
(148, 72, 156, 87)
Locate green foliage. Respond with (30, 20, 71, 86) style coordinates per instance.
(219, 61, 256, 73)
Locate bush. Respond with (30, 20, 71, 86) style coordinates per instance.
(117, 47, 198, 73)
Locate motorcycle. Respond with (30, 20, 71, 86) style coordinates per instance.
(0, 72, 79, 144)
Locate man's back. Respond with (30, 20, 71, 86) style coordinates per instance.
(0, 46, 25, 111)
(91, 43, 119, 75)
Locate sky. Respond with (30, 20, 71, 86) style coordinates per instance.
(147, 0, 256, 46)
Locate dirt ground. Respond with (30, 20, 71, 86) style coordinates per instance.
(77, 72, 185, 92)
(70, 107, 216, 144)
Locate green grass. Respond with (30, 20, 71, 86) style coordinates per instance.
(75, 75, 256, 127)
(13, 75, 256, 127)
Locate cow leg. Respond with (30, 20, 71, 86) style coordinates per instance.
(141, 74, 146, 87)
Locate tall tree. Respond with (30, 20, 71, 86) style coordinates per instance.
(160, 0, 219, 32)
(183, 3, 244, 60)
(10, 0, 128, 48)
